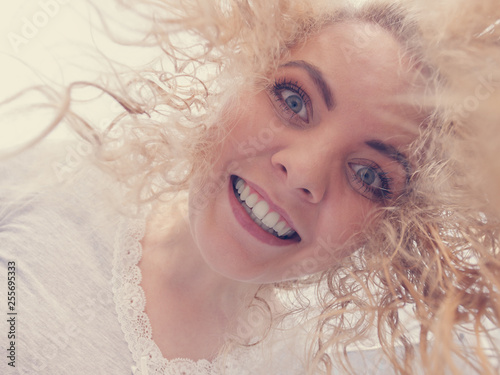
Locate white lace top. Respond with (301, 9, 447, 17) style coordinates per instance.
(113, 216, 306, 375)
(0, 145, 307, 375)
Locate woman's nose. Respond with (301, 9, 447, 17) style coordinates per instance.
(271, 146, 329, 204)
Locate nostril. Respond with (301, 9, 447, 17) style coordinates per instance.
(280, 165, 287, 174)
(302, 188, 311, 196)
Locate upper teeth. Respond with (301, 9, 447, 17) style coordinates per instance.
(234, 177, 296, 238)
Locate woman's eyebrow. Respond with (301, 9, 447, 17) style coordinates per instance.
(281, 60, 335, 110)
(366, 140, 412, 180)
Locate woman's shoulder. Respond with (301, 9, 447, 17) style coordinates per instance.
(0, 140, 94, 196)
(0, 140, 125, 248)
(1, 140, 112, 201)
(0, 141, 136, 374)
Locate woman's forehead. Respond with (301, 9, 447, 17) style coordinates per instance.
(282, 21, 420, 110)
(291, 22, 406, 77)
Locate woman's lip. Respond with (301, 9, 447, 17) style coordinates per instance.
(228, 177, 299, 246)
(239, 177, 298, 232)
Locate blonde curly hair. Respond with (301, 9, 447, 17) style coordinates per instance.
(9, 0, 500, 374)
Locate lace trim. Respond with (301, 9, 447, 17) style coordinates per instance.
(112, 216, 231, 375)
(112, 215, 279, 375)
(112, 214, 306, 375)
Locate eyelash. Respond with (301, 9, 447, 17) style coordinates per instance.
(270, 78, 393, 202)
(348, 160, 393, 202)
(270, 78, 312, 125)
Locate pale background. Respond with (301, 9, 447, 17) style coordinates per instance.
(0, 0, 157, 151)
(0, 0, 92, 150)
(0, 0, 368, 152)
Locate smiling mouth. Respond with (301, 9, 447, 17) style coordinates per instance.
(231, 176, 301, 242)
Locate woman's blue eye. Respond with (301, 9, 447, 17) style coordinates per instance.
(349, 162, 392, 201)
(356, 166, 377, 185)
(284, 93, 303, 114)
(279, 89, 309, 121)
(270, 79, 312, 125)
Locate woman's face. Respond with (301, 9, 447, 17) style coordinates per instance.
(189, 22, 421, 283)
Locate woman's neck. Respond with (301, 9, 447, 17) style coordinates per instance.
(138, 203, 268, 360)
